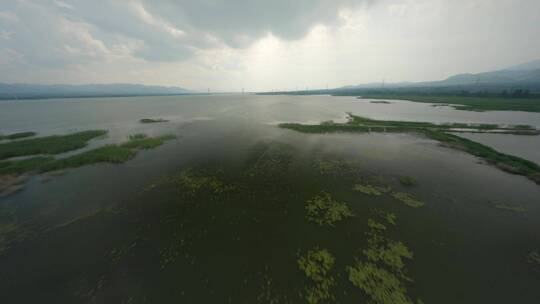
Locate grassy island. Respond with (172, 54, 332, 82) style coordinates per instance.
(280, 114, 540, 185)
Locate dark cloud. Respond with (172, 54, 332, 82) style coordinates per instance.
(0, 0, 368, 65)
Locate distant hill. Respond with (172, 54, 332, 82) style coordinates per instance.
(0, 83, 194, 100)
(506, 59, 540, 71)
(336, 59, 540, 92)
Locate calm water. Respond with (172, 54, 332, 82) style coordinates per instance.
(1, 95, 540, 303)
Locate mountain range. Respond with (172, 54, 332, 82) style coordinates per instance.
(338, 59, 540, 91)
(0, 83, 193, 100)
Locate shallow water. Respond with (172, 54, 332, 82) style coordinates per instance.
(1, 95, 540, 303)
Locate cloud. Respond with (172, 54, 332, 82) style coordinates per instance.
(0, 0, 539, 90)
(2, 0, 368, 63)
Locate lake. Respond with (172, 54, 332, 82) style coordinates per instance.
(1, 94, 539, 303)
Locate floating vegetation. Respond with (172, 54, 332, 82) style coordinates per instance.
(493, 202, 525, 213)
(353, 184, 383, 196)
(347, 261, 414, 304)
(314, 158, 361, 177)
(140, 118, 169, 123)
(298, 248, 336, 304)
(391, 192, 425, 208)
(0, 130, 107, 160)
(305, 191, 354, 226)
(158, 168, 237, 197)
(244, 142, 294, 178)
(370, 100, 392, 104)
(346, 212, 418, 304)
(399, 176, 417, 187)
(368, 218, 387, 231)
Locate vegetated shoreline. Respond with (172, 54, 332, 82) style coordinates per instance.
(354, 95, 540, 112)
(0, 131, 176, 196)
(279, 114, 540, 185)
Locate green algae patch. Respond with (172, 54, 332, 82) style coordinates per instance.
(298, 248, 336, 304)
(399, 176, 417, 187)
(392, 192, 425, 208)
(0, 130, 107, 160)
(493, 202, 525, 213)
(353, 184, 383, 196)
(305, 191, 354, 226)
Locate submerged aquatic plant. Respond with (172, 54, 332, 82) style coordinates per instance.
(314, 158, 361, 177)
(166, 168, 237, 196)
(305, 191, 354, 226)
(244, 142, 294, 178)
(353, 184, 383, 196)
(391, 192, 424, 208)
(399, 176, 417, 187)
(526, 250, 540, 271)
(298, 248, 336, 304)
(493, 202, 525, 213)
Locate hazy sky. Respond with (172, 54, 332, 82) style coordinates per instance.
(1, 0, 539, 91)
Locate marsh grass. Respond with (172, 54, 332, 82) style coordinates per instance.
(140, 118, 169, 123)
(0, 132, 37, 140)
(0, 130, 107, 160)
(122, 134, 176, 149)
(280, 114, 540, 186)
(305, 191, 354, 226)
(0, 156, 55, 175)
(357, 95, 540, 113)
(298, 248, 336, 304)
(0, 133, 176, 176)
(40, 145, 137, 172)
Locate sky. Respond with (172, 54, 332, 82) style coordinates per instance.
(0, 0, 539, 92)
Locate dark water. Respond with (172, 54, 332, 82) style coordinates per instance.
(1, 95, 540, 303)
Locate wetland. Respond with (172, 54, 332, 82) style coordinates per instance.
(1, 94, 539, 303)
